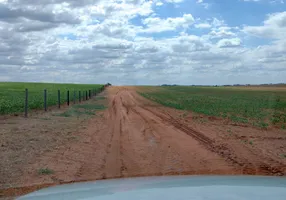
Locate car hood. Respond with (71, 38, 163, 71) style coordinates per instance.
(17, 176, 286, 200)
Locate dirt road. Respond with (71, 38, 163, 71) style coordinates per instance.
(102, 87, 235, 177)
(101, 87, 285, 177)
(1, 86, 286, 198)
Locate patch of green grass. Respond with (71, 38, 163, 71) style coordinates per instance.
(280, 154, 286, 158)
(253, 121, 269, 129)
(56, 103, 106, 118)
(56, 108, 95, 118)
(38, 168, 54, 175)
(73, 104, 106, 110)
(0, 82, 104, 115)
(96, 96, 106, 100)
(56, 109, 82, 117)
(139, 86, 286, 128)
(230, 115, 248, 124)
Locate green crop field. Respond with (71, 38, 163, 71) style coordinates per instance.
(139, 86, 286, 129)
(0, 82, 104, 115)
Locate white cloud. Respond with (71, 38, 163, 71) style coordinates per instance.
(217, 38, 242, 48)
(209, 27, 237, 38)
(242, 0, 284, 2)
(0, 0, 285, 85)
(243, 11, 286, 39)
(165, 0, 185, 3)
(196, 0, 210, 8)
(141, 14, 195, 33)
(194, 23, 211, 29)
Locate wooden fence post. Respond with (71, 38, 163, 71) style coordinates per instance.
(58, 90, 61, 109)
(79, 91, 81, 103)
(44, 89, 47, 111)
(67, 90, 70, 106)
(25, 88, 28, 118)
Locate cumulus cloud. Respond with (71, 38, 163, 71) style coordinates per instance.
(243, 12, 286, 39)
(217, 38, 242, 48)
(141, 14, 195, 33)
(0, 3, 80, 24)
(194, 23, 212, 29)
(0, 0, 285, 85)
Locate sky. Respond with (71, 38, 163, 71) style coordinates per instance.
(0, 0, 286, 85)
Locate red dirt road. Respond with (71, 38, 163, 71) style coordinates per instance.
(101, 87, 285, 177)
(103, 87, 235, 177)
(1, 86, 286, 198)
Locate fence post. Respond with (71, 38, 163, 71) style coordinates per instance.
(58, 90, 61, 109)
(24, 88, 28, 118)
(86, 91, 88, 100)
(79, 91, 81, 103)
(67, 90, 70, 106)
(73, 90, 76, 104)
(82, 91, 84, 101)
(44, 89, 47, 111)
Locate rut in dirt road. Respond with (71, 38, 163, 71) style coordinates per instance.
(102, 87, 285, 177)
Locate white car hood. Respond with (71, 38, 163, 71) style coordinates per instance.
(17, 176, 286, 200)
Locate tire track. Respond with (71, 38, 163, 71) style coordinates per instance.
(142, 106, 285, 176)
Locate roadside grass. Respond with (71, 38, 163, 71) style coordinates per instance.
(73, 104, 106, 110)
(55, 97, 107, 118)
(95, 96, 106, 100)
(138, 86, 286, 128)
(0, 82, 104, 115)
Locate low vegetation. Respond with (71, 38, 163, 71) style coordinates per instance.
(37, 168, 54, 175)
(139, 86, 286, 128)
(0, 82, 104, 115)
(56, 102, 106, 118)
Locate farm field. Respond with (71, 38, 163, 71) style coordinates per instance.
(138, 86, 286, 129)
(0, 82, 104, 115)
(1, 86, 286, 199)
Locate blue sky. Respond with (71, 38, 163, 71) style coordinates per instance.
(0, 0, 286, 85)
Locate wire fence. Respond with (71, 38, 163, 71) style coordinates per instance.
(22, 85, 107, 117)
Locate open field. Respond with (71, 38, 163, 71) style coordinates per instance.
(1, 86, 286, 199)
(0, 82, 103, 115)
(0, 93, 108, 198)
(138, 86, 286, 129)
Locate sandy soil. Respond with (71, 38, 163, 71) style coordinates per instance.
(1, 86, 286, 198)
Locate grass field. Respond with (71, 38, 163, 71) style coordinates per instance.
(0, 82, 104, 115)
(139, 86, 286, 129)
